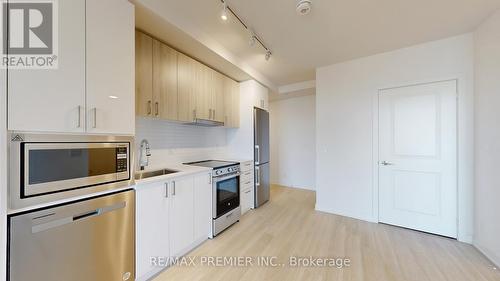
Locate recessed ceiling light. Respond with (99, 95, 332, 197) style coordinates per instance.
(109, 95, 119, 99)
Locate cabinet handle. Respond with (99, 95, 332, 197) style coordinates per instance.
(77, 105, 81, 128)
(193, 109, 197, 121)
(209, 109, 212, 120)
(172, 181, 176, 196)
(92, 108, 97, 128)
(148, 101, 152, 115)
(213, 109, 216, 119)
(245, 190, 251, 194)
(155, 102, 159, 116)
(165, 182, 169, 198)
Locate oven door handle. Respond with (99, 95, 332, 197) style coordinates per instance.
(213, 172, 240, 182)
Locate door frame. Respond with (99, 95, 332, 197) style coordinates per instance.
(372, 76, 474, 243)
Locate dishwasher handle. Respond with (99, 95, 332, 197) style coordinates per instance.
(31, 201, 126, 234)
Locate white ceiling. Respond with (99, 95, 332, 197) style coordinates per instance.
(136, 0, 500, 90)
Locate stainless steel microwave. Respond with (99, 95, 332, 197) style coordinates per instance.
(9, 134, 135, 209)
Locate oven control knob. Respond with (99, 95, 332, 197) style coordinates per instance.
(216, 170, 222, 175)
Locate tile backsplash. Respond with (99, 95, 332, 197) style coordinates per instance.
(135, 117, 229, 168)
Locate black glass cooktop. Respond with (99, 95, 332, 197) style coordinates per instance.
(184, 160, 239, 169)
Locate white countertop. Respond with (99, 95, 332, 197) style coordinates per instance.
(134, 164, 212, 186)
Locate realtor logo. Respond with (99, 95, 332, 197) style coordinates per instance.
(1, 0, 58, 69)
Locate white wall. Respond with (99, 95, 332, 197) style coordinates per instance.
(135, 117, 228, 168)
(316, 34, 475, 242)
(226, 80, 269, 160)
(269, 95, 316, 190)
(473, 9, 500, 267)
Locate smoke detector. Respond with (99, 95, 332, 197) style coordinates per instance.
(296, 0, 312, 16)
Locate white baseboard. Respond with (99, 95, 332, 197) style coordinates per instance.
(315, 204, 377, 223)
(473, 242, 500, 268)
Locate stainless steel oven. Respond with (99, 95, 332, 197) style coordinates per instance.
(211, 163, 240, 237)
(9, 133, 134, 209)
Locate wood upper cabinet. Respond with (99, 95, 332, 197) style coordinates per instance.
(135, 30, 239, 127)
(153, 40, 178, 120)
(135, 31, 153, 117)
(178, 53, 197, 122)
(224, 77, 240, 128)
(213, 71, 225, 122)
(195, 63, 211, 120)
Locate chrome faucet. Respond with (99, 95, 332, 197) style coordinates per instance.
(139, 139, 151, 171)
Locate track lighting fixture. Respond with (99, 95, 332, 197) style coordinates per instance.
(219, 0, 272, 62)
(221, 2, 228, 21)
(265, 50, 272, 61)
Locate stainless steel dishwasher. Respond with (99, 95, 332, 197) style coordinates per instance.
(8, 190, 135, 281)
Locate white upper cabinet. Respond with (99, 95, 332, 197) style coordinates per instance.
(86, 0, 135, 135)
(8, 0, 86, 133)
(8, 0, 135, 135)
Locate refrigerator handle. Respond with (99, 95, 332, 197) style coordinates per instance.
(256, 166, 260, 186)
(255, 145, 260, 165)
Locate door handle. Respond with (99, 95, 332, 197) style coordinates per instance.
(255, 145, 260, 164)
(77, 105, 81, 128)
(380, 161, 395, 166)
(92, 108, 97, 128)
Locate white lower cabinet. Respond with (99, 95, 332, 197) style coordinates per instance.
(240, 160, 255, 215)
(136, 172, 212, 281)
(169, 177, 194, 258)
(241, 188, 254, 214)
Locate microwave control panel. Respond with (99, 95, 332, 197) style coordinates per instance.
(116, 146, 128, 172)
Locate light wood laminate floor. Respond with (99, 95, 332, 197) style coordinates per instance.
(155, 185, 500, 281)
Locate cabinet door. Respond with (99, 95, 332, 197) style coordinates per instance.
(169, 177, 195, 257)
(194, 173, 212, 240)
(213, 71, 225, 122)
(8, 0, 86, 133)
(136, 182, 170, 279)
(86, 0, 135, 135)
(135, 31, 153, 117)
(223, 77, 240, 128)
(195, 63, 211, 120)
(153, 41, 178, 120)
(231, 81, 240, 127)
(177, 53, 197, 122)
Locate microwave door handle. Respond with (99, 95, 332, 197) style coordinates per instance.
(31, 201, 126, 234)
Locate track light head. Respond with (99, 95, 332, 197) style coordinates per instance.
(265, 50, 272, 61)
(221, 2, 228, 21)
(249, 36, 256, 47)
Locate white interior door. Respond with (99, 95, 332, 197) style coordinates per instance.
(378, 80, 457, 238)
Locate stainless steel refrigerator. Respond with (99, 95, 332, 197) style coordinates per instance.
(254, 107, 270, 208)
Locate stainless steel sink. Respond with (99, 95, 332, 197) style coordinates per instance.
(135, 169, 179, 180)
